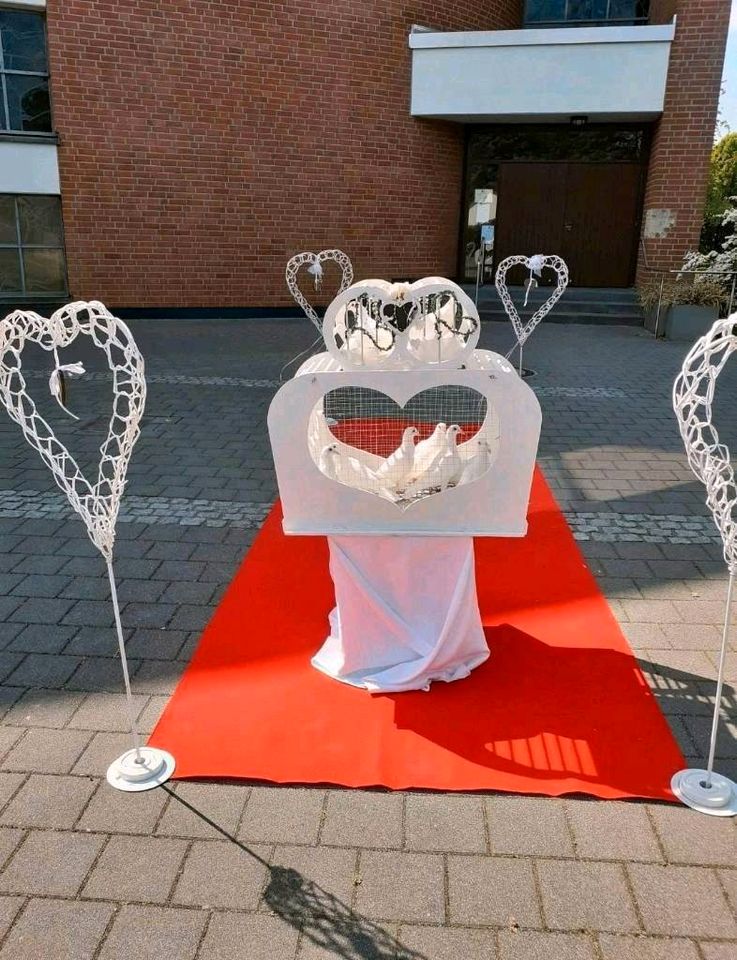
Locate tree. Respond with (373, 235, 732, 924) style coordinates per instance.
(701, 133, 737, 251)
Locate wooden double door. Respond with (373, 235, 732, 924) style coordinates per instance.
(493, 162, 644, 287)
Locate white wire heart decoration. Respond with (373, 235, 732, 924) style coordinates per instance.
(285, 249, 354, 331)
(674, 315, 737, 573)
(495, 254, 569, 349)
(0, 301, 146, 561)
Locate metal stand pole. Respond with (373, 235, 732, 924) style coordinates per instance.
(518, 343, 524, 378)
(105, 558, 175, 792)
(653, 275, 665, 339)
(671, 571, 737, 815)
(474, 254, 481, 308)
(728, 273, 736, 320)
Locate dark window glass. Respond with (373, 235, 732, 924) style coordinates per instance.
(0, 197, 17, 244)
(23, 248, 66, 292)
(0, 11, 51, 132)
(0, 11, 47, 71)
(0, 249, 22, 293)
(18, 196, 63, 246)
(0, 195, 68, 298)
(525, 0, 648, 24)
(5, 74, 50, 131)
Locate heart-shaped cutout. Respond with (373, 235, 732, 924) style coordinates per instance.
(674, 316, 737, 571)
(324, 278, 480, 371)
(307, 385, 497, 509)
(0, 301, 145, 560)
(495, 254, 569, 348)
(285, 249, 353, 331)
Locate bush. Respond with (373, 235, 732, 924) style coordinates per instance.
(637, 276, 726, 313)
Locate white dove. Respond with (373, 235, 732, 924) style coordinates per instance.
(319, 444, 378, 493)
(404, 423, 447, 486)
(376, 425, 418, 492)
(403, 425, 463, 498)
(461, 438, 492, 485)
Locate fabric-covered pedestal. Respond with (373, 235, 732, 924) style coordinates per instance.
(312, 535, 488, 692)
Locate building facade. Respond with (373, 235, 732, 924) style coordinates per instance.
(0, 0, 730, 312)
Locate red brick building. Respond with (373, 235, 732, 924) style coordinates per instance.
(0, 1, 730, 311)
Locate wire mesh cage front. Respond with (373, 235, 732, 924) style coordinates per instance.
(308, 385, 499, 508)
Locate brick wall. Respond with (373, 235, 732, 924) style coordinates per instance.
(46, 1, 522, 309)
(638, 0, 731, 279)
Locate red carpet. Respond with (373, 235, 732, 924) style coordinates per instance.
(149, 468, 685, 800)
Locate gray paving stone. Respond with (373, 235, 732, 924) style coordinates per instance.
(98, 904, 207, 960)
(152, 560, 206, 581)
(77, 779, 168, 834)
(405, 793, 486, 853)
(0, 776, 25, 814)
(0, 773, 95, 829)
(0, 896, 23, 943)
(61, 600, 114, 627)
(447, 855, 542, 928)
(2, 728, 92, 774)
(0, 732, 22, 766)
(321, 790, 403, 849)
(167, 605, 212, 630)
(116, 579, 168, 603)
(7, 597, 73, 624)
(6, 653, 82, 689)
(66, 656, 140, 692)
(400, 925, 498, 959)
(58, 577, 112, 601)
(8, 623, 77, 654)
(270, 844, 357, 908)
(0, 830, 23, 872)
(0, 830, 104, 896)
(0, 898, 114, 960)
(132, 659, 185, 694)
(11, 574, 70, 598)
(537, 860, 639, 933)
(355, 851, 445, 924)
(628, 863, 737, 938)
(718, 869, 737, 913)
(156, 782, 247, 839)
(71, 731, 133, 776)
(67, 692, 148, 731)
(82, 834, 188, 904)
(125, 628, 187, 660)
(161, 581, 215, 604)
(137, 695, 169, 733)
(498, 930, 596, 959)
(487, 797, 574, 858)
(648, 804, 737, 866)
(198, 913, 299, 960)
(239, 787, 324, 845)
(0, 654, 25, 684)
(566, 800, 662, 862)
(598, 935, 701, 960)
(699, 944, 737, 960)
(122, 602, 176, 629)
(173, 838, 268, 909)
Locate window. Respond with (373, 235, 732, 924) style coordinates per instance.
(524, 0, 649, 26)
(0, 10, 51, 132)
(0, 195, 68, 297)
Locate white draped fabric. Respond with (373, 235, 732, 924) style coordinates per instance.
(312, 535, 489, 692)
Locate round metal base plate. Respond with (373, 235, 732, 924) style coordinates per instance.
(106, 747, 175, 793)
(671, 768, 737, 817)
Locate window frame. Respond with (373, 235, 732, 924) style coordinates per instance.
(523, 0, 650, 28)
(0, 193, 69, 300)
(0, 7, 52, 134)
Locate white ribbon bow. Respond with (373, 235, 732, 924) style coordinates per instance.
(307, 261, 323, 289)
(524, 254, 546, 307)
(49, 361, 86, 420)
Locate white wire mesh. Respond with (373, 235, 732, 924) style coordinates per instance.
(495, 255, 569, 349)
(285, 249, 354, 331)
(324, 280, 480, 371)
(0, 301, 146, 561)
(307, 385, 499, 508)
(673, 315, 737, 573)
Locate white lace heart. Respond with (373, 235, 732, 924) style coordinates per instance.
(0, 301, 146, 560)
(285, 249, 353, 331)
(495, 254, 569, 347)
(674, 315, 737, 573)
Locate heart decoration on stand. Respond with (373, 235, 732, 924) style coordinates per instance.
(0, 300, 175, 793)
(495, 254, 569, 350)
(286, 249, 354, 331)
(0, 301, 145, 560)
(674, 316, 737, 573)
(671, 313, 737, 817)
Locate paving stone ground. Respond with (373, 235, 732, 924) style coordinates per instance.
(0, 315, 734, 958)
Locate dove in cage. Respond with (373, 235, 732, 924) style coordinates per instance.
(268, 276, 541, 692)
